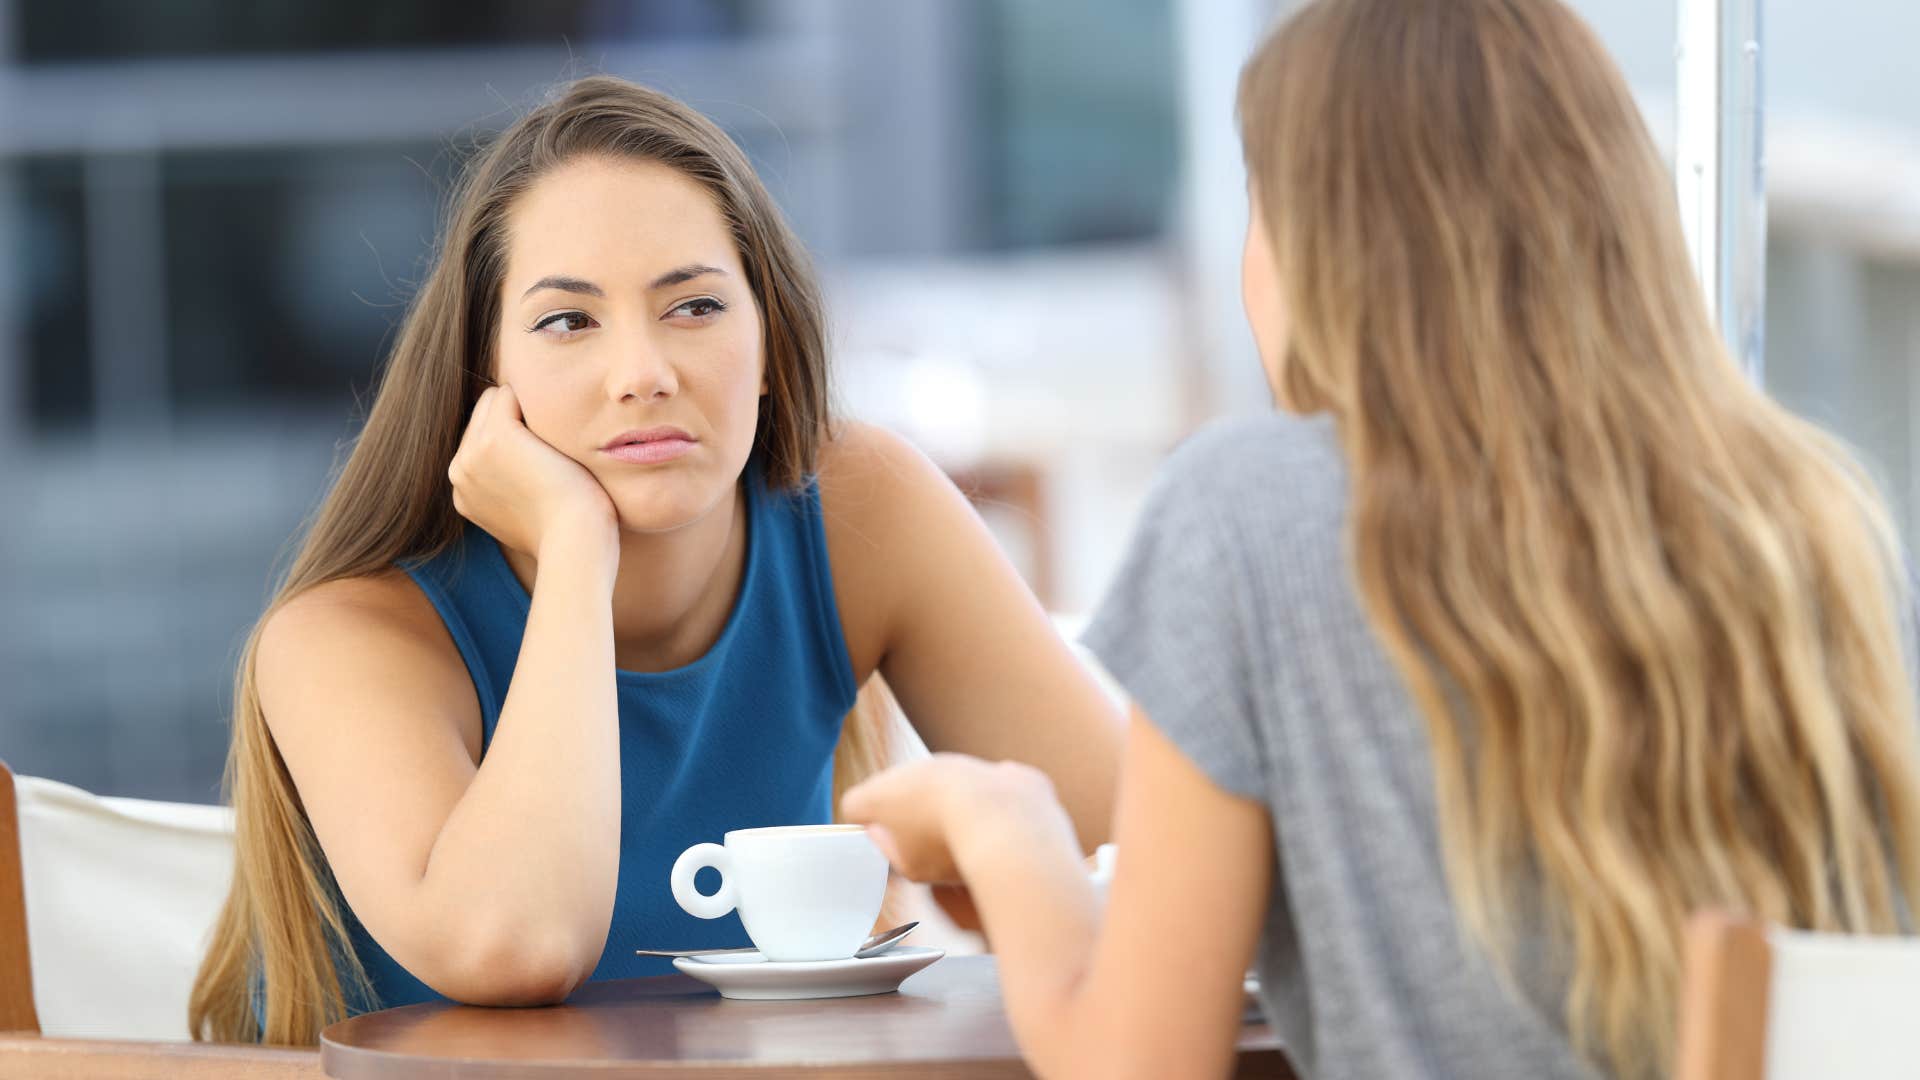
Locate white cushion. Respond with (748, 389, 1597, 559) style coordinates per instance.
(1764, 926, 1920, 1079)
(14, 775, 233, 1041)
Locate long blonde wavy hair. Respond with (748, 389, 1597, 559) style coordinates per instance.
(1242, 0, 1920, 1074)
(188, 76, 900, 1047)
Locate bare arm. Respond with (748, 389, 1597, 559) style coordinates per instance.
(261, 384, 627, 1005)
(820, 423, 1125, 850)
(843, 705, 1274, 1079)
(260, 526, 620, 1005)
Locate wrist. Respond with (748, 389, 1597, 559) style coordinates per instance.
(537, 517, 619, 580)
(947, 762, 1076, 869)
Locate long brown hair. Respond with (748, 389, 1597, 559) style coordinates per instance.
(1241, 1, 1920, 1074)
(189, 75, 897, 1046)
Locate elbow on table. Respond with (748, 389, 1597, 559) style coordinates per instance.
(424, 923, 598, 1006)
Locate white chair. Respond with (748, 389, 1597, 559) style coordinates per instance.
(0, 759, 320, 1076)
(11, 772, 234, 1041)
(1674, 910, 1920, 1080)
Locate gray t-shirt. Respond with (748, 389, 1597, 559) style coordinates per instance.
(1083, 412, 1600, 1080)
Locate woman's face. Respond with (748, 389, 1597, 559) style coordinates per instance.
(496, 155, 765, 534)
(1240, 194, 1291, 401)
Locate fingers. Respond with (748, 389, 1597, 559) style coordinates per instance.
(470, 385, 496, 428)
(841, 754, 931, 816)
(463, 385, 524, 445)
(840, 789, 869, 821)
(495, 382, 522, 423)
(864, 823, 902, 866)
(839, 775, 884, 821)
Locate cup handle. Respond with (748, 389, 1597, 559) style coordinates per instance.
(670, 842, 737, 920)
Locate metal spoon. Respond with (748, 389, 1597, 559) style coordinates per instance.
(635, 920, 919, 960)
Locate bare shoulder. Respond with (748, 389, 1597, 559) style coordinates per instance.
(813, 421, 955, 676)
(815, 420, 969, 568)
(256, 569, 482, 763)
(814, 421, 993, 679)
(814, 419, 945, 519)
(260, 570, 451, 666)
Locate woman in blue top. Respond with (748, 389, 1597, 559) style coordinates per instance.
(186, 76, 1124, 1046)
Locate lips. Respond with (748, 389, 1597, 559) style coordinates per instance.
(600, 426, 697, 466)
(600, 427, 695, 450)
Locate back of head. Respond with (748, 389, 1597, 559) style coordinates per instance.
(1239, 0, 1920, 1073)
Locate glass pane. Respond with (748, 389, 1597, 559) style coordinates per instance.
(1758, 0, 1920, 544)
(18, 157, 93, 432)
(13, 0, 755, 64)
(159, 144, 450, 415)
(975, 0, 1178, 248)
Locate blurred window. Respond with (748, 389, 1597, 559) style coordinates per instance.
(19, 158, 93, 430)
(974, 0, 1178, 248)
(14, 0, 753, 62)
(19, 144, 457, 434)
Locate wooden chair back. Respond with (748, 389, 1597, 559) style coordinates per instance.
(1675, 910, 1920, 1080)
(0, 759, 40, 1034)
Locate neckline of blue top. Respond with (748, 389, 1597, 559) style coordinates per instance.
(469, 469, 762, 687)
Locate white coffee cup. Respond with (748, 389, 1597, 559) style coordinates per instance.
(669, 824, 889, 962)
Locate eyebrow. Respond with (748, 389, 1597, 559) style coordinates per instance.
(519, 264, 727, 300)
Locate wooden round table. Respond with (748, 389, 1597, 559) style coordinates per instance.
(321, 955, 1294, 1078)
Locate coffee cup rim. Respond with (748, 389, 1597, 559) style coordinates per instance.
(723, 823, 868, 843)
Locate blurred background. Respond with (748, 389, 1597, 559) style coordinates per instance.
(1, 0, 1916, 804)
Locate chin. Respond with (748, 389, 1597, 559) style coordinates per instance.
(607, 481, 722, 535)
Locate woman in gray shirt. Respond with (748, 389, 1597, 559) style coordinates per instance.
(844, 0, 1920, 1077)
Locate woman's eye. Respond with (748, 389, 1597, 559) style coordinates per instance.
(531, 311, 596, 336)
(668, 297, 727, 321)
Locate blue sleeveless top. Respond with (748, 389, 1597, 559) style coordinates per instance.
(339, 464, 860, 1012)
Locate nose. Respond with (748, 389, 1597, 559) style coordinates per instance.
(606, 329, 679, 403)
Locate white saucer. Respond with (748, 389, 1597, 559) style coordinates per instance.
(673, 946, 946, 1001)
